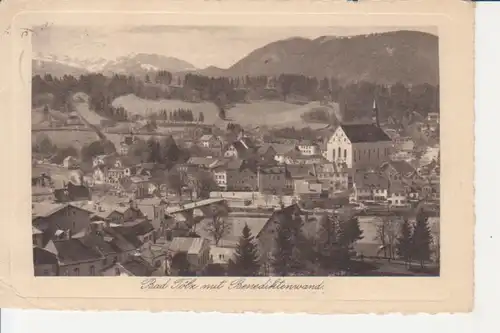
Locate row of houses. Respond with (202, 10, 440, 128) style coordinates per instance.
(32, 194, 319, 276)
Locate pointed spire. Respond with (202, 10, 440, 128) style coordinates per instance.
(372, 97, 380, 128)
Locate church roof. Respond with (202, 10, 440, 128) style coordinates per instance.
(340, 124, 392, 143)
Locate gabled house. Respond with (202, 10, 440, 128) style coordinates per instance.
(296, 140, 320, 156)
(32, 202, 94, 241)
(224, 137, 256, 159)
(351, 171, 391, 202)
(381, 160, 420, 183)
(167, 237, 211, 275)
(309, 163, 351, 193)
(326, 124, 393, 170)
(53, 182, 92, 203)
(53, 238, 104, 276)
(257, 165, 291, 195)
(33, 246, 59, 276)
(272, 144, 301, 164)
(256, 144, 278, 163)
(199, 134, 223, 150)
(254, 203, 304, 275)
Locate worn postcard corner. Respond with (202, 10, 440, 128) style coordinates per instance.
(0, 0, 474, 314)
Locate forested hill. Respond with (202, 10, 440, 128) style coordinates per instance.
(204, 30, 439, 86)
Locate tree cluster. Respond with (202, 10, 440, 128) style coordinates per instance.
(311, 214, 364, 274)
(300, 107, 338, 124)
(33, 71, 439, 127)
(32, 134, 79, 164)
(396, 210, 434, 269)
(80, 139, 117, 162)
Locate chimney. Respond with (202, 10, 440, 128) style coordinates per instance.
(372, 98, 380, 128)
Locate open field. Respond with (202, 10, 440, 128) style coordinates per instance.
(31, 106, 71, 127)
(32, 129, 183, 150)
(32, 130, 100, 150)
(112, 94, 336, 129)
(73, 96, 110, 125)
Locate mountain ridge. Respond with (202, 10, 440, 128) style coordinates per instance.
(33, 30, 438, 85)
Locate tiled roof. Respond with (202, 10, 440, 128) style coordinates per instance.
(120, 256, 157, 276)
(286, 164, 314, 179)
(104, 255, 157, 276)
(340, 124, 392, 143)
(33, 246, 58, 265)
(387, 160, 416, 176)
(256, 204, 303, 238)
(81, 234, 121, 256)
(53, 238, 103, 265)
(119, 219, 155, 236)
(258, 165, 287, 175)
(200, 134, 214, 141)
(168, 237, 205, 254)
(354, 171, 390, 189)
(186, 157, 217, 166)
(269, 143, 297, 155)
(32, 203, 66, 218)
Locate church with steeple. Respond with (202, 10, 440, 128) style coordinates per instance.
(326, 99, 393, 170)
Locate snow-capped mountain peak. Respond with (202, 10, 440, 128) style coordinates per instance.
(33, 53, 197, 76)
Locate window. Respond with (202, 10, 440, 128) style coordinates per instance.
(368, 150, 371, 160)
(73, 267, 80, 276)
(344, 149, 347, 159)
(115, 268, 120, 276)
(90, 265, 96, 276)
(338, 147, 341, 158)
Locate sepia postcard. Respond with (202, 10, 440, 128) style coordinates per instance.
(0, 0, 474, 313)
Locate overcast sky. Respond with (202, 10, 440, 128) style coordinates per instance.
(33, 25, 437, 69)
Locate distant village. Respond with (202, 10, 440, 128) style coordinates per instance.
(32, 101, 440, 277)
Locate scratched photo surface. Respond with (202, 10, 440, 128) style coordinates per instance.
(30, 24, 441, 278)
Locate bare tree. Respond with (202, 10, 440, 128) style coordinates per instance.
(374, 218, 400, 260)
(204, 204, 230, 246)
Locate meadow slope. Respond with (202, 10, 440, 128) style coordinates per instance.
(112, 94, 336, 129)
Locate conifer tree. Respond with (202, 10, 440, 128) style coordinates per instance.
(338, 216, 364, 249)
(271, 210, 305, 276)
(317, 213, 340, 271)
(396, 218, 413, 268)
(411, 210, 432, 269)
(232, 224, 260, 276)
